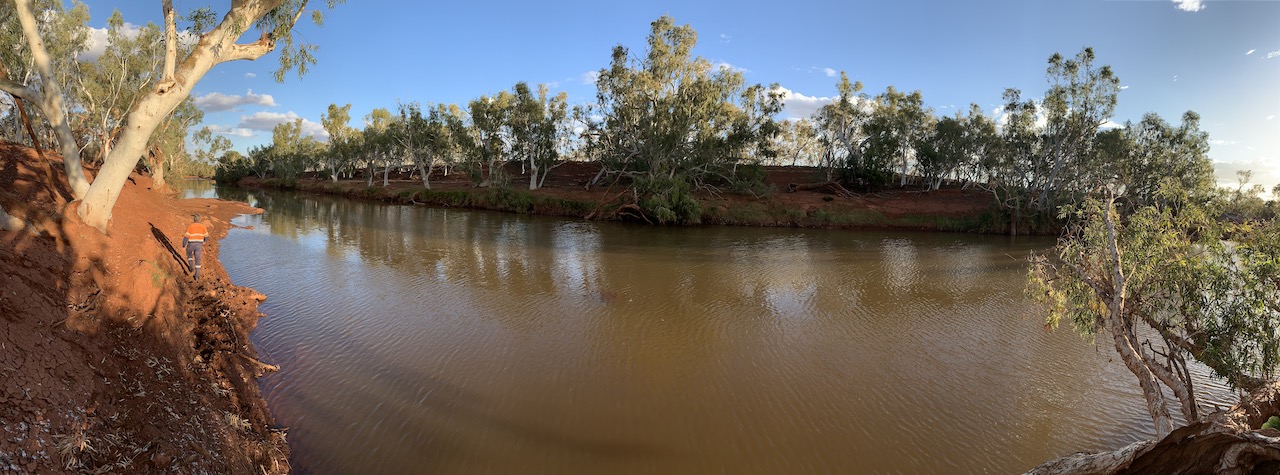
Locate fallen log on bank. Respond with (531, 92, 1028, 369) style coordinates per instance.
(786, 181, 854, 197)
(1027, 383, 1280, 475)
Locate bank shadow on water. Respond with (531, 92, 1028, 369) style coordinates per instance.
(191, 184, 1235, 474)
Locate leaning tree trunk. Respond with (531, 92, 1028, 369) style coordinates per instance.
(10, 0, 89, 198)
(11, 0, 303, 232)
(1102, 206, 1175, 438)
(415, 152, 432, 190)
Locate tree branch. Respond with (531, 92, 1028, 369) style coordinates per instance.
(161, 0, 177, 85)
(0, 77, 41, 105)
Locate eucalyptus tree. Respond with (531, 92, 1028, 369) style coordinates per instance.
(914, 116, 968, 190)
(192, 125, 232, 168)
(774, 118, 819, 167)
(1037, 47, 1122, 209)
(954, 104, 999, 189)
(363, 107, 395, 187)
(508, 82, 568, 190)
(980, 88, 1044, 231)
(393, 101, 460, 190)
(813, 72, 868, 181)
(212, 148, 246, 180)
(0, 0, 89, 190)
(585, 16, 782, 222)
(266, 118, 301, 182)
(72, 10, 164, 166)
(1031, 188, 1280, 438)
(320, 102, 353, 181)
(245, 144, 272, 179)
(335, 128, 366, 180)
(0, 0, 343, 232)
(862, 86, 932, 187)
(1109, 111, 1214, 208)
(464, 91, 514, 188)
(143, 96, 203, 187)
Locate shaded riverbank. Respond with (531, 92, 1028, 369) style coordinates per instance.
(0, 143, 286, 474)
(235, 162, 1020, 233)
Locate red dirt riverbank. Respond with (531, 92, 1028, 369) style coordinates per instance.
(243, 161, 1002, 232)
(1, 142, 286, 474)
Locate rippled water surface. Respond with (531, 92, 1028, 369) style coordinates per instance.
(189, 184, 1234, 474)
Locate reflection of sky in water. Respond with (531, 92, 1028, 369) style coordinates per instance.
(551, 222, 601, 294)
(881, 237, 918, 291)
(210, 186, 1241, 475)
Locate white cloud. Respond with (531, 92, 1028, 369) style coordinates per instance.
(991, 102, 1049, 130)
(1120, 85, 1130, 90)
(1246, 49, 1257, 55)
(1209, 139, 1238, 146)
(823, 68, 837, 77)
(237, 111, 328, 140)
(714, 61, 749, 73)
(1268, 115, 1276, 121)
(580, 70, 600, 85)
(771, 86, 834, 119)
(719, 33, 731, 43)
(1100, 120, 1123, 130)
(245, 72, 257, 79)
(79, 23, 197, 62)
(193, 89, 277, 112)
(1171, 0, 1204, 12)
(79, 22, 143, 61)
(205, 124, 255, 138)
(1268, 51, 1280, 59)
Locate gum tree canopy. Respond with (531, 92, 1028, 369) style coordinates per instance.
(1030, 187, 1280, 439)
(0, 0, 342, 232)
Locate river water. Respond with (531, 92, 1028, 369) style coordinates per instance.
(183, 181, 1234, 474)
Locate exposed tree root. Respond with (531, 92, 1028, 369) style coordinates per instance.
(1028, 384, 1280, 475)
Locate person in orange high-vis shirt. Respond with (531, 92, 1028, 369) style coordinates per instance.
(181, 214, 209, 280)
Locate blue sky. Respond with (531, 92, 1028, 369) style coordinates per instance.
(82, 0, 1279, 190)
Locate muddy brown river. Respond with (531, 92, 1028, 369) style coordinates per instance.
(186, 182, 1233, 474)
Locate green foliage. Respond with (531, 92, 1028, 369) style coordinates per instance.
(728, 163, 773, 197)
(634, 175, 701, 224)
(486, 187, 534, 213)
(256, 0, 348, 82)
(454, 92, 515, 188)
(213, 150, 251, 183)
(509, 82, 569, 190)
(1263, 416, 1280, 431)
(585, 15, 782, 197)
(813, 72, 868, 181)
(1031, 185, 1280, 433)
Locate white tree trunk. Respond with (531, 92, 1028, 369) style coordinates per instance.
(15, 0, 294, 232)
(153, 152, 167, 189)
(416, 162, 431, 190)
(13, 0, 89, 199)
